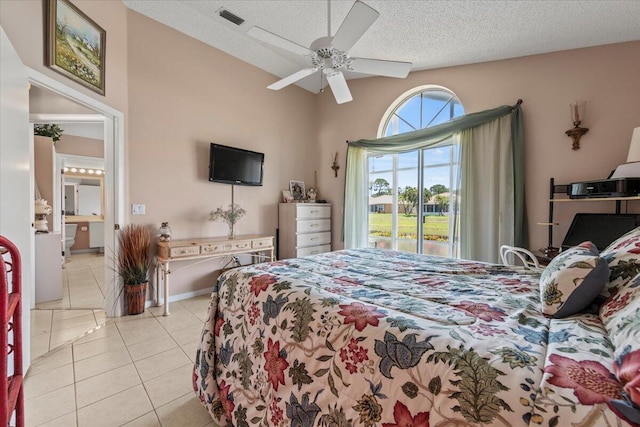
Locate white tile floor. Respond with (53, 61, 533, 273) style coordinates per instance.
(31, 252, 108, 360)
(30, 308, 106, 360)
(25, 252, 217, 426)
(36, 252, 106, 310)
(24, 295, 217, 427)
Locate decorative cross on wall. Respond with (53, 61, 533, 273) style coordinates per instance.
(331, 152, 340, 177)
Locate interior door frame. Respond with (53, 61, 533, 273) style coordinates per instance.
(27, 67, 125, 317)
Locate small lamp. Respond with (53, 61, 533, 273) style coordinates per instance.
(626, 127, 640, 163)
(565, 101, 589, 150)
(158, 222, 172, 242)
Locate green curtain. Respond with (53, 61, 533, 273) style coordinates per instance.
(512, 105, 529, 249)
(458, 115, 514, 262)
(344, 102, 526, 260)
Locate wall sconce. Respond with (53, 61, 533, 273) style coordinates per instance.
(565, 101, 589, 150)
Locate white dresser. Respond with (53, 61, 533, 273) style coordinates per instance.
(278, 203, 331, 259)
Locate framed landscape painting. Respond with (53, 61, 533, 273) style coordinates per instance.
(46, 0, 106, 95)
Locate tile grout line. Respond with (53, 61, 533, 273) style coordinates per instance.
(92, 264, 106, 299)
(114, 316, 162, 425)
(47, 309, 54, 353)
(144, 300, 205, 426)
(71, 339, 79, 427)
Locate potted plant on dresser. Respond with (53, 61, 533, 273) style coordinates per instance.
(116, 224, 151, 315)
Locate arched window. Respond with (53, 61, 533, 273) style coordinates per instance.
(368, 86, 464, 255)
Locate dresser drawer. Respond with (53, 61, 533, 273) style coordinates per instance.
(252, 237, 273, 249)
(168, 245, 200, 258)
(201, 243, 227, 254)
(297, 205, 330, 219)
(297, 232, 330, 248)
(297, 219, 331, 233)
(201, 240, 251, 254)
(297, 244, 331, 257)
(228, 240, 251, 251)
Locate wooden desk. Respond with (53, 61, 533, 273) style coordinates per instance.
(156, 234, 274, 315)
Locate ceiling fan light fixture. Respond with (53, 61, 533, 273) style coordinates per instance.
(251, 0, 412, 103)
(331, 51, 348, 69)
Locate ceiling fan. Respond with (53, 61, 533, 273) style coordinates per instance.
(247, 0, 412, 104)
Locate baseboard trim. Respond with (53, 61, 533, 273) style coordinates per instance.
(144, 287, 212, 308)
(69, 248, 102, 255)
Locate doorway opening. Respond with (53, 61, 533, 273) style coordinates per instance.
(27, 67, 124, 361)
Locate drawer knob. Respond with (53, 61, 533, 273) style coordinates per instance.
(310, 223, 318, 227)
(310, 210, 319, 213)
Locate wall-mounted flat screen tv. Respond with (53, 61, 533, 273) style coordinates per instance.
(209, 143, 264, 186)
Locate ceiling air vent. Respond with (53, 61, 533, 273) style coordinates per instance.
(219, 8, 244, 26)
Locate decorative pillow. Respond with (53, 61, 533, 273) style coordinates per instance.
(600, 282, 640, 414)
(539, 241, 610, 318)
(600, 226, 640, 297)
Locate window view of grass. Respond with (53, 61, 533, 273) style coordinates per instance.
(369, 213, 449, 241)
(367, 89, 463, 255)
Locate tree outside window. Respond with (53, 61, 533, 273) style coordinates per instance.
(368, 86, 464, 255)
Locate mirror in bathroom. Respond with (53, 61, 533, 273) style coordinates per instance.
(64, 173, 104, 217)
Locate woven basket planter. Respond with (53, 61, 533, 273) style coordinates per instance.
(124, 282, 147, 315)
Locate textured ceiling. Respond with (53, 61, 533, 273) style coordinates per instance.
(124, 1, 640, 94)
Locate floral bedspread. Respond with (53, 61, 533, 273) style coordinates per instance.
(194, 248, 638, 427)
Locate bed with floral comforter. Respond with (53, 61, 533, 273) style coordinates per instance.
(194, 245, 640, 427)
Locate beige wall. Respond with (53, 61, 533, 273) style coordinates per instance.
(34, 136, 55, 231)
(29, 85, 96, 115)
(0, 0, 129, 116)
(56, 135, 104, 159)
(69, 221, 90, 251)
(317, 41, 640, 253)
(126, 11, 318, 294)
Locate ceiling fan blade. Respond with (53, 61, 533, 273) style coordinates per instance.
(349, 58, 412, 78)
(267, 68, 318, 90)
(332, 1, 379, 52)
(326, 71, 353, 104)
(248, 26, 312, 56)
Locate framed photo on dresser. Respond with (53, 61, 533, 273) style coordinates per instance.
(289, 180, 305, 201)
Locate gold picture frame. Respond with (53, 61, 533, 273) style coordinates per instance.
(45, 0, 106, 95)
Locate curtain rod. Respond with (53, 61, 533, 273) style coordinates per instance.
(345, 99, 523, 144)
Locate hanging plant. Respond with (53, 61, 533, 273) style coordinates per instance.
(34, 124, 64, 143)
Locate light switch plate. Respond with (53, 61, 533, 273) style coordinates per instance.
(131, 204, 145, 215)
